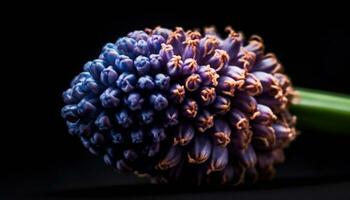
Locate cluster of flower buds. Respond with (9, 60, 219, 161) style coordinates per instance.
(61, 26, 297, 185)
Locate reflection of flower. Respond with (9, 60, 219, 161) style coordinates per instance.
(61, 26, 297, 185)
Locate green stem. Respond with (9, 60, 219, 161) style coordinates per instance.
(291, 87, 350, 134)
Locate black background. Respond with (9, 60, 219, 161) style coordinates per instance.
(3, 3, 350, 199)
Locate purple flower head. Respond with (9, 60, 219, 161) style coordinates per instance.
(62, 26, 297, 185)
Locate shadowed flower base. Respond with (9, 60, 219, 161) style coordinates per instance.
(61, 26, 297, 185)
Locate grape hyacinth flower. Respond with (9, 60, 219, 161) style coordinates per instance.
(61, 26, 298, 185)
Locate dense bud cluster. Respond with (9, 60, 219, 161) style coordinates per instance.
(61, 26, 297, 185)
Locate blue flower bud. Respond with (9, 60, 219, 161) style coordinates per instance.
(81, 78, 103, 94)
(154, 73, 170, 90)
(139, 109, 154, 124)
(70, 72, 91, 87)
(124, 92, 144, 111)
(100, 66, 118, 86)
(147, 34, 165, 53)
(115, 109, 133, 128)
(100, 87, 121, 108)
(116, 72, 137, 93)
(149, 54, 164, 71)
(149, 126, 166, 143)
(134, 55, 151, 75)
(84, 59, 105, 80)
(150, 93, 168, 111)
(63, 88, 77, 104)
(115, 55, 134, 72)
(134, 40, 150, 56)
(77, 98, 98, 117)
(91, 132, 105, 145)
(128, 30, 149, 41)
(111, 130, 124, 144)
(164, 106, 179, 127)
(137, 75, 155, 90)
(115, 37, 136, 58)
(102, 48, 119, 65)
(71, 83, 86, 100)
(95, 112, 112, 131)
(130, 129, 144, 144)
(61, 105, 79, 122)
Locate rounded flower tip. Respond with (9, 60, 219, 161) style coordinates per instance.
(62, 26, 297, 185)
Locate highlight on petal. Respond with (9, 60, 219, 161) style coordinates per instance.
(173, 123, 195, 146)
(157, 146, 182, 170)
(100, 87, 121, 108)
(187, 135, 212, 164)
(116, 72, 137, 93)
(100, 66, 118, 86)
(207, 145, 229, 174)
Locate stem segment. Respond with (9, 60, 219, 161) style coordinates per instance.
(291, 87, 350, 134)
